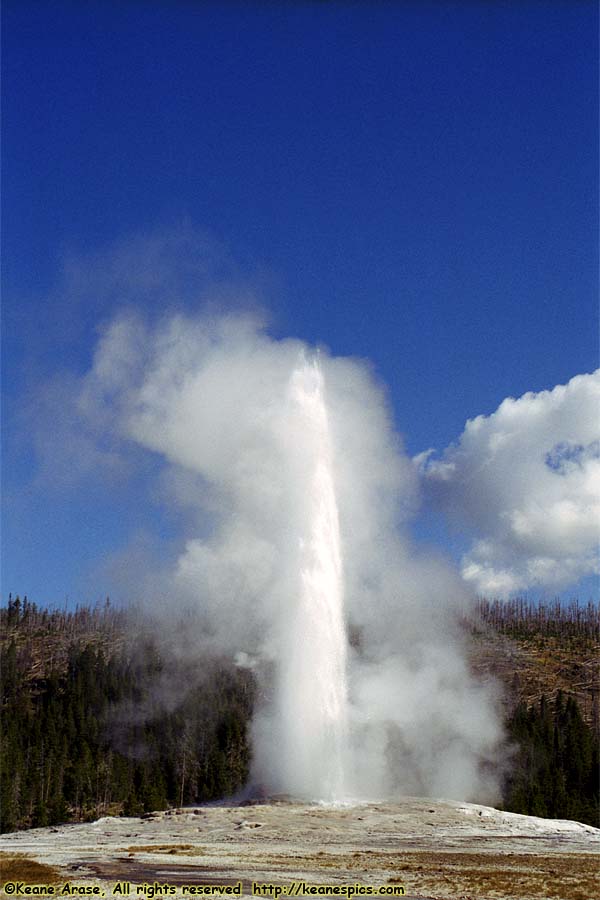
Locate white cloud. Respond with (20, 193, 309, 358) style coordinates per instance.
(419, 371, 600, 594)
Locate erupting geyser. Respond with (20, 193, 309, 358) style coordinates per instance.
(84, 309, 505, 806)
(276, 358, 349, 799)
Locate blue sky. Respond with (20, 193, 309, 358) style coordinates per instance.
(2, 1, 598, 606)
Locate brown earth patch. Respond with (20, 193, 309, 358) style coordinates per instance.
(0, 854, 62, 885)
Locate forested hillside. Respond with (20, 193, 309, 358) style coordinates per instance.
(1, 594, 598, 832)
(472, 597, 599, 825)
(473, 596, 599, 724)
(0, 597, 253, 832)
(504, 692, 599, 824)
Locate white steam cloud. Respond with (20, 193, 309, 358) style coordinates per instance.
(76, 309, 503, 802)
(418, 371, 600, 595)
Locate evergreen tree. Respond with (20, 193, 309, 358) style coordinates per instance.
(504, 694, 599, 826)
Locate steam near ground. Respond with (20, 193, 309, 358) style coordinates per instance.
(79, 310, 504, 803)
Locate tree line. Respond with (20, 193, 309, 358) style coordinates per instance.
(1, 595, 599, 830)
(504, 693, 599, 824)
(1, 597, 253, 832)
(475, 596, 600, 646)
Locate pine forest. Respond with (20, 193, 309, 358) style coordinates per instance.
(1, 595, 598, 832)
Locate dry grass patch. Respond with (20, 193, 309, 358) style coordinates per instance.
(236, 848, 599, 900)
(0, 854, 62, 885)
(122, 844, 198, 855)
(244, 852, 347, 871)
(382, 851, 600, 900)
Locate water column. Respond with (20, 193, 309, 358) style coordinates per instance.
(277, 357, 349, 799)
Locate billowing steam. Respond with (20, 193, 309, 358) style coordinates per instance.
(80, 310, 503, 802)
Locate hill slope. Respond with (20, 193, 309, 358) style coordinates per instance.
(1, 595, 598, 831)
